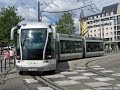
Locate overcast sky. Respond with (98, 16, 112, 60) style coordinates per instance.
(0, 0, 120, 33)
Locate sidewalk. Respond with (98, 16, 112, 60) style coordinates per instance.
(0, 60, 15, 76)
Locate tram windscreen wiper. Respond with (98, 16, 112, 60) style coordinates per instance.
(22, 34, 27, 47)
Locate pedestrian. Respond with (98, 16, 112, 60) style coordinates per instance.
(9, 48, 15, 63)
(3, 50, 9, 60)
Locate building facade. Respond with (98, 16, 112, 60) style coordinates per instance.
(85, 3, 120, 51)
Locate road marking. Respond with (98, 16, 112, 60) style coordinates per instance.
(81, 73, 97, 76)
(100, 70, 114, 73)
(89, 65, 101, 68)
(81, 89, 93, 90)
(116, 84, 120, 86)
(37, 87, 54, 90)
(74, 70, 87, 72)
(44, 74, 65, 78)
(55, 80, 80, 86)
(112, 73, 120, 76)
(68, 76, 90, 80)
(85, 82, 111, 87)
(92, 67, 105, 70)
(24, 78, 38, 83)
(75, 66, 86, 70)
(60, 71, 78, 75)
(94, 77, 114, 81)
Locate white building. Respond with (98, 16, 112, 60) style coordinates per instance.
(86, 3, 120, 51)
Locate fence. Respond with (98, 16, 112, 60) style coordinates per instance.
(0, 55, 15, 72)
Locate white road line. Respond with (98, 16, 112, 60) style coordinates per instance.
(94, 77, 114, 81)
(60, 71, 78, 75)
(81, 73, 97, 76)
(37, 87, 54, 90)
(112, 73, 120, 76)
(24, 78, 38, 83)
(85, 82, 111, 87)
(89, 66, 101, 68)
(55, 80, 80, 86)
(44, 74, 65, 78)
(100, 70, 114, 73)
(68, 76, 90, 80)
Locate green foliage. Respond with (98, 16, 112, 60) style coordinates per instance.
(56, 12, 74, 34)
(0, 6, 24, 45)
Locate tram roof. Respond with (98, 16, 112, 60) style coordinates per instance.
(20, 22, 51, 29)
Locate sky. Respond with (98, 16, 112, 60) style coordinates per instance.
(0, 0, 120, 33)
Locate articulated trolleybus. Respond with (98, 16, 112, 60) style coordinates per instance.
(11, 22, 104, 74)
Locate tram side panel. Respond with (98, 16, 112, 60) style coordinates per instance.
(57, 34, 83, 61)
(84, 37, 104, 58)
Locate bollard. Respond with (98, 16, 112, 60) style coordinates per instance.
(9, 59, 11, 68)
(14, 57, 15, 66)
(5, 59, 6, 70)
(0, 60, 2, 72)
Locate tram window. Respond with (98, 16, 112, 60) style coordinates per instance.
(86, 42, 103, 52)
(45, 33, 54, 59)
(60, 40, 82, 54)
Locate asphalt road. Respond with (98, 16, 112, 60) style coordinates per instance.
(1, 52, 120, 90)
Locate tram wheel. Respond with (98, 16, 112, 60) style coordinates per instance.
(19, 71, 23, 75)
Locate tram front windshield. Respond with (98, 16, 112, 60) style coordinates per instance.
(21, 28, 47, 60)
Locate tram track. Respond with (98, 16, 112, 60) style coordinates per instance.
(85, 59, 120, 89)
(34, 76, 68, 90)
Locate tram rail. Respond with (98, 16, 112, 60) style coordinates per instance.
(85, 59, 120, 89)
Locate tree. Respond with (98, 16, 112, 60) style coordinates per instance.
(56, 12, 74, 34)
(0, 6, 24, 45)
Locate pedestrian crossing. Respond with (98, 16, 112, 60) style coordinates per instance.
(22, 65, 120, 90)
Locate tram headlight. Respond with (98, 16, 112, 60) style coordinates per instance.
(16, 55, 20, 60)
(47, 55, 52, 58)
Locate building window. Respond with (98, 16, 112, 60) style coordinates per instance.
(111, 32, 112, 35)
(111, 12, 113, 15)
(94, 16, 97, 19)
(106, 33, 108, 35)
(102, 14, 105, 17)
(117, 26, 120, 30)
(110, 38, 112, 41)
(98, 15, 100, 18)
(117, 15, 120, 25)
(106, 13, 109, 16)
(109, 22, 112, 25)
(91, 17, 93, 19)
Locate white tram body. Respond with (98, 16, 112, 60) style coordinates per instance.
(11, 22, 57, 73)
(10, 22, 104, 73)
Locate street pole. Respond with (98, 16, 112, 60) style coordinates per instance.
(38, 1, 42, 22)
